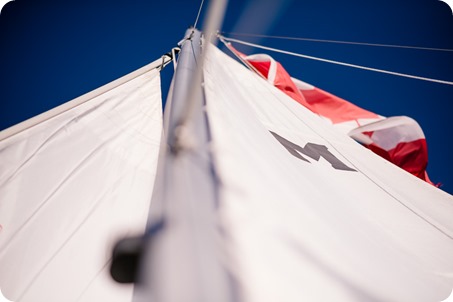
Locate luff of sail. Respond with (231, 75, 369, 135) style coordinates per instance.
(0, 58, 164, 301)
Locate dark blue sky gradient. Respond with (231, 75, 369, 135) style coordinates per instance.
(1, 0, 452, 193)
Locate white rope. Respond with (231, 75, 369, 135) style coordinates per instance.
(220, 36, 453, 86)
(221, 32, 453, 52)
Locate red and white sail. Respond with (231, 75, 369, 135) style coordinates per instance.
(0, 60, 163, 302)
(237, 48, 434, 184)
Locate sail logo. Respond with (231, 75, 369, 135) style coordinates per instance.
(270, 131, 356, 172)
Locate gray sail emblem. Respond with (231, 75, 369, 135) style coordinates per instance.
(270, 131, 356, 172)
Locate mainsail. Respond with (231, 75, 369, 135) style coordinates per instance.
(0, 59, 164, 301)
(200, 43, 453, 301)
(0, 24, 452, 302)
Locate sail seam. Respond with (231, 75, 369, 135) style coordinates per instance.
(15, 172, 122, 301)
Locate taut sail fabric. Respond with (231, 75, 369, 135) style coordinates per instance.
(0, 63, 163, 301)
(203, 45, 453, 301)
(237, 49, 434, 185)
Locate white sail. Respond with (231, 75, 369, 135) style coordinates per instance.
(202, 44, 453, 301)
(0, 60, 163, 302)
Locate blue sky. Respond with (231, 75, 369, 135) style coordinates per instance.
(1, 0, 452, 193)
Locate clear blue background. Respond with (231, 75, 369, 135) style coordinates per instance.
(1, 0, 452, 194)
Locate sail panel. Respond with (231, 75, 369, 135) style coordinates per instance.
(0, 67, 163, 301)
(203, 45, 453, 302)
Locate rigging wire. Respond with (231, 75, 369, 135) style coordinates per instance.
(193, 0, 205, 29)
(219, 35, 453, 86)
(220, 32, 453, 52)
